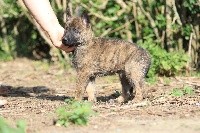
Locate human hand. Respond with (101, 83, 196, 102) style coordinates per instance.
(22, 0, 74, 52)
(48, 25, 75, 52)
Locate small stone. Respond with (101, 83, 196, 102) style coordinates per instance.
(195, 102, 200, 106)
(0, 100, 7, 107)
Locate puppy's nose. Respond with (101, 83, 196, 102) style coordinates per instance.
(62, 35, 73, 46)
(62, 37, 68, 45)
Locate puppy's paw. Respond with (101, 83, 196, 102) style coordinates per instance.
(116, 95, 129, 103)
(88, 96, 97, 103)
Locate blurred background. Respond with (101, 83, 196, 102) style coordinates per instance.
(0, 0, 199, 82)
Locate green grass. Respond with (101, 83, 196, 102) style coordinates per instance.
(171, 86, 194, 97)
(0, 117, 26, 133)
(55, 99, 95, 127)
(183, 86, 195, 95)
(171, 88, 184, 97)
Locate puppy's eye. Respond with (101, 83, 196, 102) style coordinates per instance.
(73, 28, 80, 33)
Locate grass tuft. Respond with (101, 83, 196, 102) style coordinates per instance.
(55, 99, 95, 127)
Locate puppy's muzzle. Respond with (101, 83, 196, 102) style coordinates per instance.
(62, 30, 82, 47)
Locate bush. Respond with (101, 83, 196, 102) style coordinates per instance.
(138, 35, 188, 82)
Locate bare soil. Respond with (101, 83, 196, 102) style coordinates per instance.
(0, 58, 200, 133)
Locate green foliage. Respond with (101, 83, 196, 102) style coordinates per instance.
(155, 14, 166, 29)
(55, 99, 95, 127)
(137, 14, 148, 27)
(0, 1, 22, 59)
(171, 86, 194, 97)
(72, 0, 133, 40)
(0, 1, 50, 61)
(172, 24, 181, 34)
(0, 117, 26, 133)
(0, 50, 13, 61)
(182, 24, 192, 40)
(138, 35, 188, 78)
(183, 0, 200, 14)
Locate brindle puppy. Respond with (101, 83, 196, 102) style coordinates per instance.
(62, 12, 151, 103)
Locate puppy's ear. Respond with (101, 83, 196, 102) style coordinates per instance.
(81, 12, 90, 27)
(75, 6, 82, 17)
(75, 6, 90, 27)
(66, 7, 72, 22)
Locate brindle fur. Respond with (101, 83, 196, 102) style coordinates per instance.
(62, 12, 151, 103)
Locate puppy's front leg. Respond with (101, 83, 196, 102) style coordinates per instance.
(75, 72, 89, 101)
(86, 78, 96, 102)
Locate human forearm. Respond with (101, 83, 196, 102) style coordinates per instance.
(23, 0, 60, 34)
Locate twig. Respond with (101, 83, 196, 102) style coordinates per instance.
(106, 19, 134, 36)
(172, 0, 182, 25)
(132, 1, 141, 40)
(186, 33, 193, 72)
(100, 28, 112, 37)
(137, 1, 161, 41)
(89, 0, 108, 9)
(161, 30, 166, 48)
(81, 3, 118, 21)
(165, 0, 174, 52)
(63, 0, 67, 22)
(116, 0, 127, 9)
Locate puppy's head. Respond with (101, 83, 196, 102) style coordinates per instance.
(62, 9, 93, 47)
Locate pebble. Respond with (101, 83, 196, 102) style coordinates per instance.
(0, 100, 7, 107)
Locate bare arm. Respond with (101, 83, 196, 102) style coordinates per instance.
(22, 0, 74, 52)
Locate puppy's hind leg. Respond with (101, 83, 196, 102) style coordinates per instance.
(117, 72, 133, 103)
(124, 62, 145, 103)
(128, 71, 144, 103)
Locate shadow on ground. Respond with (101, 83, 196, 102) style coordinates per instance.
(0, 84, 121, 102)
(0, 84, 70, 101)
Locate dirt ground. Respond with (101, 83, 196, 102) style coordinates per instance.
(0, 58, 200, 133)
